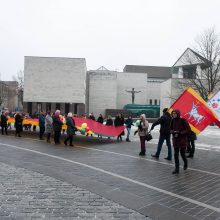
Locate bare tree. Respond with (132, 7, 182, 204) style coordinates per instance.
(177, 28, 220, 100)
(12, 70, 24, 109)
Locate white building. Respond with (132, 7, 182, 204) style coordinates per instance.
(23, 56, 87, 115)
(87, 67, 147, 116)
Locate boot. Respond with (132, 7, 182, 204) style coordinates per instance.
(172, 169, 179, 174)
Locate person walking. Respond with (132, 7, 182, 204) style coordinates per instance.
(136, 114, 149, 156)
(170, 109, 191, 174)
(45, 111, 53, 143)
(151, 108, 172, 160)
(15, 112, 23, 137)
(114, 113, 125, 141)
(64, 112, 75, 146)
(52, 110, 63, 144)
(125, 115, 133, 142)
(38, 111, 46, 140)
(1, 111, 9, 135)
(187, 130, 197, 158)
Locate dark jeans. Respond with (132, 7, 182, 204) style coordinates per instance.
(174, 147, 187, 171)
(187, 140, 195, 156)
(140, 136, 146, 153)
(54, 130, 61, 144)
(1, 126, 8, 135)
(64, 134, 73, 145)
(39, 126, 45, 139)
(155, 134, 172, 159)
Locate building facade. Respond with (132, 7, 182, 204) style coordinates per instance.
(23, 56, 87, 115)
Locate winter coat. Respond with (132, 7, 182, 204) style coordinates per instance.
(170, 110, 191, 148)
(106, 119, 113, 126)
(52, 115, 63, 132)
(15, 114, 23, 131)
(45, 114, 53, 133)
(114, 116, 125, 135)
(38, 114, 45, 127)
(138, 119, 149, 137)
(97, 116, 104, 124)
(66, 117, 76, 135)
(114, 117, 124, 127)
(151, 112, 171, 135)
(125, 118, 133, 128)
(188, 130, 197, 141)
(1, 114, 8, 127)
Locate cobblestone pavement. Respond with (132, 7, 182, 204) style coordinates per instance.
(0, 129, 220, 220)
(0, 162, 150, 220)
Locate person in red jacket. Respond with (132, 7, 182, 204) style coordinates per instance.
(170, 109, 191, 174)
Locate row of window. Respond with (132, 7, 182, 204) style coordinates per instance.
(149, 99, 160, 105)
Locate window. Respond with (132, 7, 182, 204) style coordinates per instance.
(46, 103, 51, 112)
(56, 103, 61, 110)
(149, 99, 152, 105)
(37, 103, 42, 113)
(154, 100, 157, 105)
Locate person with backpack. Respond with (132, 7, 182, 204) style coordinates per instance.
(170, 109, 191, 174)
(151, 108, 172, 160)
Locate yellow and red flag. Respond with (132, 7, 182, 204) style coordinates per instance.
(169, 87, 218, 134)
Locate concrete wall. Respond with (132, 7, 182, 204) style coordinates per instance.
(88, 71, 117, 117)
(146, 79, 163, 105)
(116, 72, 148, 109)
(24, 57, 87, 104)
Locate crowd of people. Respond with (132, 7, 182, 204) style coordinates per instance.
(0, 108, 197, 174)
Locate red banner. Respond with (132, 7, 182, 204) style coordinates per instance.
(73, 117, 125, 137)
(169, 87, 218, 134)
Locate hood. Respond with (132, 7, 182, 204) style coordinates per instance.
(172, 109, 181, 118)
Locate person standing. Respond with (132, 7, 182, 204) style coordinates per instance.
(137, 114, 149, 156)
(53, 110, 63, 144)
(187, 130, 197, 158)
(106, 115, 113, 139)
(170, 109, 190, 174)
(1, 111, 9, 135)
(15, 112, 23, 137)
(151, 108, 172, 160)
(45, 111, 53, 143)
(114, 113, 125, 141)
(125, 115, 133, 142)
(64, 112, 75, 146)
(38, 111, 46, 140)
(106, 115, 113, 126)
(97, 114, 104, 138)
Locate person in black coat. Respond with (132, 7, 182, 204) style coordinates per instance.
(1, 112, 9, 135)
(97, 114, 104, 138)
(64, 112, 75, 146)
(15, 112, 23, 137)
(187, 130, 197, 158)
(114, 113, 125, 141)
(52, 110, 63, 144)
(151, 108, 172, 160)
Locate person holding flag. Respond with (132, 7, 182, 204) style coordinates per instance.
(170, 109, 191, 174)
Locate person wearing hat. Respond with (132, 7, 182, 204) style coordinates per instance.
(151, 108, 172, 161)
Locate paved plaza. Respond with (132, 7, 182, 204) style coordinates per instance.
(0, 126, 220, 220)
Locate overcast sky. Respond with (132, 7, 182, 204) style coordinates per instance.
(0, 0, 220, 80)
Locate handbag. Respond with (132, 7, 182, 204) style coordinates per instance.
(145, 131, 153, 141)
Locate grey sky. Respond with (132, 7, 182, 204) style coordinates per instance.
(0, 0, 220, 80)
